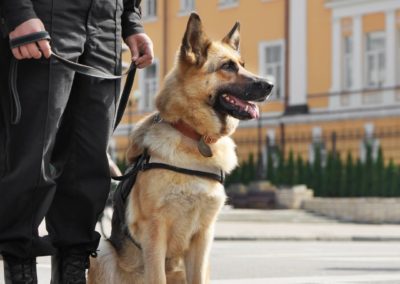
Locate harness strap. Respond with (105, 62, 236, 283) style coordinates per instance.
(8, 31, 135, 129)
(124, 227, 142, 250)
(142, 162, 225, 184)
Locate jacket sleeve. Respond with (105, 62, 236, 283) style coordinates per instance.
(1, 0, 37, 34)
(122, 0, 145, 39)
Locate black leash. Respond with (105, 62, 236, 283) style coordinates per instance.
(8, 31, 135, 130)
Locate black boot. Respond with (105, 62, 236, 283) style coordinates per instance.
(3, 255, 37, 284)
(51, 250, 94, 284)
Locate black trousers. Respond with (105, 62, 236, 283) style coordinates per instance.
(0, 0, 122, 258)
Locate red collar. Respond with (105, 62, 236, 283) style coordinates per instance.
(170, 120, 202, 141)
(170, 120, 218, 144)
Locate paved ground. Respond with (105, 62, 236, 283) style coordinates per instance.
(211, 241, 400, 284)
(1, 209, 400, 283)
(215, 208, 400, 241)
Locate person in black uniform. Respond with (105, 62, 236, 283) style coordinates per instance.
(0, 0, 153, 282)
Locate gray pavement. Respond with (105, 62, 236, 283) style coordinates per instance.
(215, 208, 400, 242)
(211, 241, 400, 283)
(1, 208, 400, 283)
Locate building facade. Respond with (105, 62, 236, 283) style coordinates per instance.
(112, 0, 400, 165)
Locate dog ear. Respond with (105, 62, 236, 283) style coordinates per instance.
(222, 22, 240, 51)
(180, 13, 211, 66)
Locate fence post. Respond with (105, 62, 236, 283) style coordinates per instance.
(331, 131, 337, 156)
(256, 117, 263, 179)
(280, 122, 286, 159)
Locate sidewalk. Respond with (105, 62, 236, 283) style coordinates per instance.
(1, 208, 400, 283)
(214, 208, 400, 241)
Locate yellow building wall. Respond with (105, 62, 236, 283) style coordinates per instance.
(164, 0, 286, 116)
(363, 12, 385, 33)
(122, 0, 287, 121)
(307, 0, 332, 96)
(341, 17, 353, 37)
(115, 1, 400, 166)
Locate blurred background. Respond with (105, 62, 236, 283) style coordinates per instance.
(112, 0, 400, 202)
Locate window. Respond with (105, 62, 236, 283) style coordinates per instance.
(218, 0, 238, 9)
(342, 36, 353, 91)
(365, 32, 385, 88)
(259, 41, 285, 100)
(141, 0, 157, 19)
(139, 62, 159, 111)
(180, 0, 195, 13)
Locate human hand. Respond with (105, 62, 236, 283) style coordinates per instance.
(124, 33, 154, 68)
(9, 18, 52, 60)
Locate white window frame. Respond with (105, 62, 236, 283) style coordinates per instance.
(259, 40, 285, 101)
(139, 59, 159, 112)
(218, 0, 239, 9)
(397, 30, 400, 86)
(179, 0, 195, 15)
(364, 31, 386, 89)
(342, 36, 353, 91)
(141, 0, 157, 21)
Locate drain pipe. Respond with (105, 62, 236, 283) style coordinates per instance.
(162, 0, 168, 77)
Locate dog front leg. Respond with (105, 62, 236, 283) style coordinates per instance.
(141, 222, 168, 284)
(184, 228, 214, 284)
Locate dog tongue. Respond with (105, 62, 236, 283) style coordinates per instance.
(229, 95, 260, 119)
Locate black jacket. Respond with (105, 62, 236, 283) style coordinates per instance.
(0, 0, 144, 39)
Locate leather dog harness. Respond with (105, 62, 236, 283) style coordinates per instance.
(8, 31, 136, 129)
(109, 149, 225, 251)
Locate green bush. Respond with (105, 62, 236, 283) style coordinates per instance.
(225, 142, 400, 197)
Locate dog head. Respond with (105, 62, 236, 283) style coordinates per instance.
(156, 13, 273, 138)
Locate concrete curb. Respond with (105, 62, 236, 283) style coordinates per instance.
(214, 236, 400, 242)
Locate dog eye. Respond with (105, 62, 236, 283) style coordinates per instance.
(221, 61, 238, 72)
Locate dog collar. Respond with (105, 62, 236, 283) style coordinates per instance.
(170, 120, 202, 141)
(170, 120, 219, 158)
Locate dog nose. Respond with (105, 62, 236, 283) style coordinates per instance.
(255, 80, 273, 96)
(264, 81, 273, 94)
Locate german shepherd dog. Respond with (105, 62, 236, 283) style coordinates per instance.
(88, 13, 273, 284)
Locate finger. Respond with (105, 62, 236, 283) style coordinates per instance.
(130, 43, 139, 62)
(12, 48, 23, 60)
(137, 59, 152, 69)
(26, 43, 42, 59)
(135, 54, 153, 68)
(37, 40, 52, 58)
(19, 45, 32, 59)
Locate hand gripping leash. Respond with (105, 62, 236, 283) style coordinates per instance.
(9, 31, 136, 130)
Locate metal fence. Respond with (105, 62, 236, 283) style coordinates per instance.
(235, 125, 400, 172)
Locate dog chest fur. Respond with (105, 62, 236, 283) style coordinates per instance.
(128, 172, 226, 257)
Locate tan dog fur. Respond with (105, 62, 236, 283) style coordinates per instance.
(88, 13, 270, 284)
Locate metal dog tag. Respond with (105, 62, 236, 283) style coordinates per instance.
(198, 137, 213, 158)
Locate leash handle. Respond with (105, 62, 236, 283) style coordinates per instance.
(9, 31, 51, 48)
(8, 31, 136, 129)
